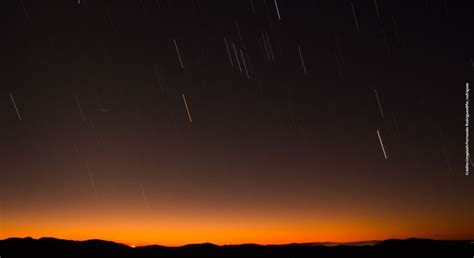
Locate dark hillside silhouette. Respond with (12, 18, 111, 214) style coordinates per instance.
(1, 237, 472, 258)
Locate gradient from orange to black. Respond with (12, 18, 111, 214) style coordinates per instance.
(1, 0, 473, 246)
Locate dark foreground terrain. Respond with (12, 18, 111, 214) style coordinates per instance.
(1, 237, 472, 258)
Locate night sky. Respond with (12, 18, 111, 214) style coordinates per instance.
(1, 0, 473, 246)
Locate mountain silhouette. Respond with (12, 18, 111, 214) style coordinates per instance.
(0, 237, 472, 257)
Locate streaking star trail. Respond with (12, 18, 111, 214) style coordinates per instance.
(182, 93, 193, 123)
(9, 93, 22, 121)
(376, 129, 388, 159)
(374, 89, 385, 118)
(173, 39, 184, 69)
(84, 159, 98, 197)
(297, 45, 307, 76)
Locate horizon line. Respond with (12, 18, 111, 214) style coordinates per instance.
(2, 236, 472, 248)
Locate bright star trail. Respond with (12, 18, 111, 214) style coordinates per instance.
(274, 0, 281, 20)
(233, 42, 242, 72)
(376, 129, 388, 159)
(182, 93, 193, 123)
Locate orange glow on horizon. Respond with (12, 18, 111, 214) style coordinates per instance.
(2, 209, 473, 247)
